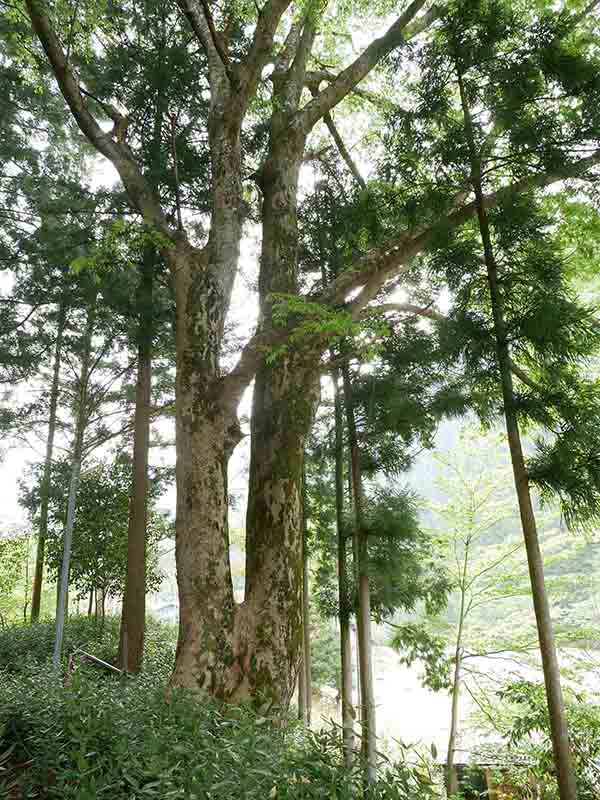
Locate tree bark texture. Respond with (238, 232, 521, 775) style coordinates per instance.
(31, 299, 66, 622)
(118, 247, 154, 673)
(458, 71, 577, 800)
(53, 304, 95, 667)
(342, 364, 376, 784)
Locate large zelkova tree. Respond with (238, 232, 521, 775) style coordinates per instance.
(21, 0, 600, 710)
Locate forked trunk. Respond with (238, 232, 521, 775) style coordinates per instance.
(333, 367, 355, 764)
(31, 299, 66, 622)
(118, 247, 154, 672)
(342, 364, 376, 784)
(458, 72, 577, 800)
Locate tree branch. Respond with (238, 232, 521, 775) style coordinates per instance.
(321, 108, 366, 189)
(176, 0, 231, 85)
(241, 0, 294, 100)
(25, 0, 170, 236)
(297, 0, 440, 134)
(321, 147, 600, 312)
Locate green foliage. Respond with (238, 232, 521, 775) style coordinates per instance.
(494, 680, 600, 799)
(389, 624, 451, 692)
(0, 615, 175, 676)
(310, 617, 340, 691)
(21, 452, 171, 602)
(0, 534, 31, 623)
(0, 619, 439, 799)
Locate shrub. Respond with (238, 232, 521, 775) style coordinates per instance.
(0, 620, 439, 799)
(495, 680, 600, 800)
(0, 615, 176, 678)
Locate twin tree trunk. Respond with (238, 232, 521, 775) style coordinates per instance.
(458, 71, 577, 800)
(170, 110, 320, 706)
(117, 247, 154, 672)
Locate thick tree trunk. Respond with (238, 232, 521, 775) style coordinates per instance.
(168, 237, 242, 695)
(242, 128, 320, 708)
(168, 96, 247, 695)
(342, 364, 376, 784)
(333, 367, 355, 765)
(31, 300, 66, 622)
(458, 72, 577, 800)
(117, 247, 154, 672)
(53, 304, 95, 667)
(243, 355, 319, 708)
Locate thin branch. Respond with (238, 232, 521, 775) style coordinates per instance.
(297, 0, 441, 134)
(321, 108, 366, 190)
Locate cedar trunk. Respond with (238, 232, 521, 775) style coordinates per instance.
(31, 299, 66, 622)
(117, 247, 154, 672)
(458, 72, 577, 800)
(342, 364, 377, 783)
(333, 367, 355, 764)
(301, 472, 312, 724)
(53, 304, 95, 667)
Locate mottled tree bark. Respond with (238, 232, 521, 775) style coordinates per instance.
(31, 299, 66, 622)
(117, 248, 154, 673)
(458, 70, 577, 800)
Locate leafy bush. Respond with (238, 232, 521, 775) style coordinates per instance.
(310, 618, 340, 692)
(0, 619, 439, 799)
(0, 615, 176, 678)
(495, 680, 600, 800)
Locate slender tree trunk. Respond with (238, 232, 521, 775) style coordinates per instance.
(298, 645, 306, 721)
(87, 588, 94, 617)
(333, 366, 355, 764)
(53, 304, 95, 668)
(458, 71, 577, 800)
(117, 246, 154, 672)
(342, 364, 376, 784)
(446, 569, 467, 796)
(301, 468, 312, 724)
(31, 300, 66, 622)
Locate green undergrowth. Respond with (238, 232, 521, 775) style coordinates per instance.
(0, 618, 438, 799)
